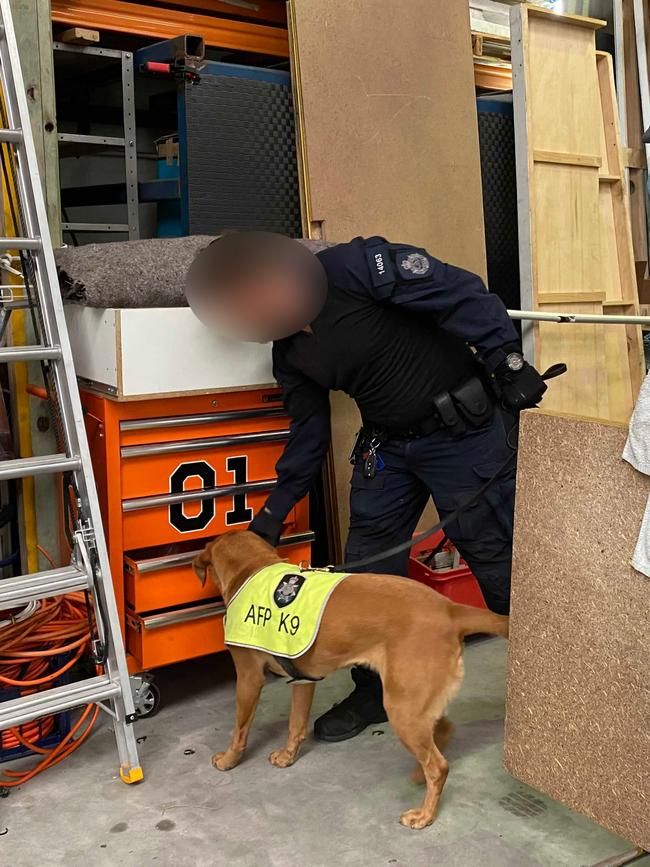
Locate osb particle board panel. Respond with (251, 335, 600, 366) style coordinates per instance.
(511, 5, 644, 425)
(289, 0, 486, 551)
(504, 410, 650, 850)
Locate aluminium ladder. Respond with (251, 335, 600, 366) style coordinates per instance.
(0, 0, 142, 783)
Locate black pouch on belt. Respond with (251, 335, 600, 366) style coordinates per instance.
(450, 376, 495, 429)
(432, 392, 466, 438)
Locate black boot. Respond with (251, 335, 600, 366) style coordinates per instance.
(313, 667, 387, 742)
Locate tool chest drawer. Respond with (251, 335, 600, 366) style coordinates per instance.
(120, 428, 290, 499)
(126, 602, 226, 669)
(119, 403, 288, 448)
(125, 532, 315, 613)
(125, 547, 218, 612)
(122, 484, 309, 550)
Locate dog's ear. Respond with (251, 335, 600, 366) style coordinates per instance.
(192, 544, 213, 587)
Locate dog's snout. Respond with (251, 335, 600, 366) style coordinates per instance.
(193, 550, 212, 586)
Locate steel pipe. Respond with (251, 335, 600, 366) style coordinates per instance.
(508, 309, 650, 326)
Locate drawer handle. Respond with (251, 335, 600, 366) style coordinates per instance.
(121, 429, 289, 459)
(120, 407, 286, 432)
(141, 602, 226, 630)
(128, 531, 317, 574)
(122, 478, 277, 512)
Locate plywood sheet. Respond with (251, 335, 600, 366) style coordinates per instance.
(511, 5, 644, 425)
(504, 410, 650, 850)
(533, 163, 602, 296)
(527, 14, 602, 158)
(289, 0, 486, 552)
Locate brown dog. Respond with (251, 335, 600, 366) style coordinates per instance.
(193, 530, 508, 829)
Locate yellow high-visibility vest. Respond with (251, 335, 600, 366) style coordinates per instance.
(224, 562, 350, 658)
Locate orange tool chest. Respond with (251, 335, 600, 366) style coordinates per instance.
(80, 386, 312, 672)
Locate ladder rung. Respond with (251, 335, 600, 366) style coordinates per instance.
(0, 237, 41, 251)
(0, 453, 81, 480)
(0, 564, 89, 607)
(0, 128, 22, 144)
(0, 344, 61, 362)
(0, 676, 120, 730)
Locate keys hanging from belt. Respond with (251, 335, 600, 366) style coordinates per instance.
(363, 437, 381, 479)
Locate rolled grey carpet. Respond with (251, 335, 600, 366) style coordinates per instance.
(56, 235, 216, 308)
(56, 235, 336, 309)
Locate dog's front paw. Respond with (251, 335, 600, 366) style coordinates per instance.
(399, 808, 434, 830)
(212, 750, 240, 771)
(268, 748, 296, 768)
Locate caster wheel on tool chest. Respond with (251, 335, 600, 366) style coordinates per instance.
(131, 675, 161, 718)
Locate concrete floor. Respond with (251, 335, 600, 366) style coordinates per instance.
(3, 638, 648, 867)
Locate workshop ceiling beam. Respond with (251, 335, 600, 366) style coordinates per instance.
(51, 0, 289, 57)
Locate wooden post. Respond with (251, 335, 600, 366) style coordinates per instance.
(622, 0, 649, 301)
(10, 0, 61, 246)
(7, 0, 63, 570)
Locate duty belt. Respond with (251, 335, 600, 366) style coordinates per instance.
(364, 413, 444, 441)
(363, 375, 495, 441)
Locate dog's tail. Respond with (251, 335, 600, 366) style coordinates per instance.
(451, 603, 509, 639)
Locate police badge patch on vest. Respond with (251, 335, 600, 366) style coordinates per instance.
(224, 563, 350, 659)
(273, 573, 305, 607)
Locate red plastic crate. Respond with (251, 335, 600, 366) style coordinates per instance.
(409, 532, 487, 609)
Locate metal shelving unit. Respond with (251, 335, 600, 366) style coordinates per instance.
(53, 41, 139, 239)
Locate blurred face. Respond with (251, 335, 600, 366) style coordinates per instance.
(186, 235, 328, 343)
(205, 265, 323, 342)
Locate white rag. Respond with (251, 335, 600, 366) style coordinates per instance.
(623, 370, 650, 577)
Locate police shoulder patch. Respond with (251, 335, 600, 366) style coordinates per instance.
(395, 248, 432, 280)
(273, 573, 306, 608)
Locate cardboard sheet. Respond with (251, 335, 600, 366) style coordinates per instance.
(289, 0, 486, 552)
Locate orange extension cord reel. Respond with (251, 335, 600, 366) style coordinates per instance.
(0, 577, 100, 787)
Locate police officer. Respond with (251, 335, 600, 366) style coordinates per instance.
(185, 231, 546, 742)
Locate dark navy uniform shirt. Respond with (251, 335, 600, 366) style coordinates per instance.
(264, 236, 519, 521)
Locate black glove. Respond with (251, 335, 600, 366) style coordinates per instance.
(494, 352, 547, 411)
(249, 507, 283, 546)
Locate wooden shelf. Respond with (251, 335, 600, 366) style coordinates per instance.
(51, 0, 289, 56)
(471, 30, 510, 46)
(471, 30, 511, 60)
(474, 60, 512, 91)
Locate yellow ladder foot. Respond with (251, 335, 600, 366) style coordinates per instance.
(120, 765, 144, 784)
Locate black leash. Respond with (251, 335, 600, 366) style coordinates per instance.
(330, 362, 567, 573)
(332, 450, 516, 572)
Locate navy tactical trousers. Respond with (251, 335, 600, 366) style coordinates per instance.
(344, 413, 515, 614)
